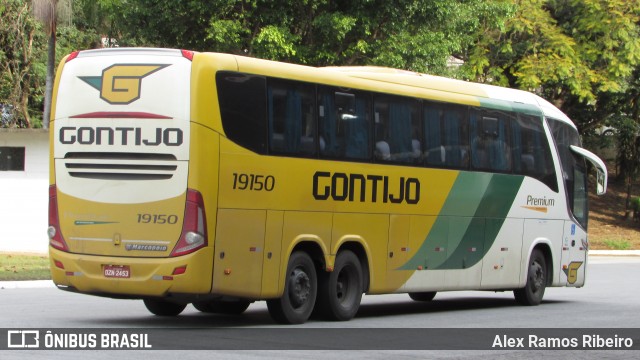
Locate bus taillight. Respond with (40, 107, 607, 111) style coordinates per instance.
(171, 189, 208, 257)
(48, 185, 69, 252)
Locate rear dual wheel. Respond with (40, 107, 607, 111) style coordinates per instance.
(267, 250, 365, 324)
(193, 300, 251, 315)
(267, 251, 318, 324)
(143, 299, 187, 316)
(315, 250, 363, 321)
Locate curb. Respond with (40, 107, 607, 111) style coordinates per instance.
(0, 280, 55, 290)
(588, 250, 640, 256)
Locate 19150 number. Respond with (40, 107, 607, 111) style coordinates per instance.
(137, 214, 178, 224)
(232, 173, 275, 191)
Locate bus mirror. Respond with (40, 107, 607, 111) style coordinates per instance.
(570, 145, 608, 195)
(597, 171, 606, 195)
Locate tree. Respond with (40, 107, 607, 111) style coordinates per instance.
(461, 0, 640, 131)
(0, 0, 46, 128)
(102, 0, 514, 74)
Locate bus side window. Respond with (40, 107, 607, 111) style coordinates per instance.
(268, 80, 316, 156)
(470, 109, 512, 173)
(318, 88, 371, 160)
(513, 114, 558, 192)
(423, 102, 469, 169)
(374, 95, 421, 163)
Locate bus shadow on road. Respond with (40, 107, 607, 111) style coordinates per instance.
(355, 296, 567, 320)
(76, 296, 568, 328)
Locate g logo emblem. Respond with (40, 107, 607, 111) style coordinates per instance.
(563, 261, 583, 284)
(80, 64, 170, 105)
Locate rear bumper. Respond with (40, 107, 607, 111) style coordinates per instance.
(49, 247, 214, 298)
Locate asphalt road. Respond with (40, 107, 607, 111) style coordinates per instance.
(1, 256, 638, 359)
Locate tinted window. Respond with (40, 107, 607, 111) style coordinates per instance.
(548, 118, 587, 228)
(470, 109, 512, 173)
(268, 79, 316, 156)
(318, 87, 372, 160)
(216, 72, 267, 154)
(374, 95, 421, 164)
(0, 147, 25, 171)
(511, 114, 558, 191)
(423, 102, 469, 169)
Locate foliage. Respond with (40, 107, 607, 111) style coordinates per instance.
(602, 239, 631, 250)
(102, 0, 514, 73)
(0, 0, 46, 128)
(2, 0, 640, 137)
(461, 0, 640, 132)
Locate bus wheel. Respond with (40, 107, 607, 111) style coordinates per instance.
(267, 251, 317, 324)
(408, 292, 437, 302)
(143, 299, 187, 316)
(514, 249, 547, 306)
(316, 250, 363, 321)
(193, 300, 251, 315)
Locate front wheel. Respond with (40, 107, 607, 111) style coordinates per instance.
(514, 249, 547, 306)
(267, 251, 317, 324)
(315, 250, 363, 321)
(143, 299, 186, 316)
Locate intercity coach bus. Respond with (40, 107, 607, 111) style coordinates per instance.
(48, 48, 607, 324)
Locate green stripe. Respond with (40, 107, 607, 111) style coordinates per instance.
(399, 172, 523, 271)
(478, 97, 543, 117)
(74, 220, 118, 226)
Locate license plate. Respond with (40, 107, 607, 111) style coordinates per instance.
(103, 265, 130, 278)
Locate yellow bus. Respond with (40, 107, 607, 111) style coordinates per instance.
(48, 48, 607, 324)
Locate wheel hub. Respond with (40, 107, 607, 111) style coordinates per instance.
(288, 268, 310, 308)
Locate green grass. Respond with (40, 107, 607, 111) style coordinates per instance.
(601, 239, 632, 250)
(0, 253, 51, 281)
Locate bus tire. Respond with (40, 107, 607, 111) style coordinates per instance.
(193, 300, 251, 315)
(408, 292, 437, 302)
(514, 249, 547, 306)
(143, 299, 186, 316)
(315, 250, 363, 321)
(267, 251, 317, 324)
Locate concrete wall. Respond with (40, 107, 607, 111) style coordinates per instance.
(0, 129, 49, 254)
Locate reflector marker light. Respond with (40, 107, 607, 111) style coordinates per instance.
(65, 51, 80, 62)
(172, 266, 187, 275)
(181, 49, 195, 61)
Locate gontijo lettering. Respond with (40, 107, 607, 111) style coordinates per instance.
(313, 171, 420, 204)
(59, 127, 183, 146)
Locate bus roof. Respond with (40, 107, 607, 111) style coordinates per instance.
(68, 49, 576, 129)
(320, 65, 575, 128)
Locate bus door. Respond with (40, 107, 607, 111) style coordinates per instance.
(560, 221, 587, 287)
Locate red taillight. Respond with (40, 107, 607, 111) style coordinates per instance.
(48, 185, 69, 252)
(65, 51, 79, 63)
(170, 189, 207, 257)
(181, 49, 195, 61)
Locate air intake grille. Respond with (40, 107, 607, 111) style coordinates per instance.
(63, 152, 178, 180)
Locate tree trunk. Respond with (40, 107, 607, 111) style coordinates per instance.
(43, 24, 56, 129)
(624, 177, 633, 221)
